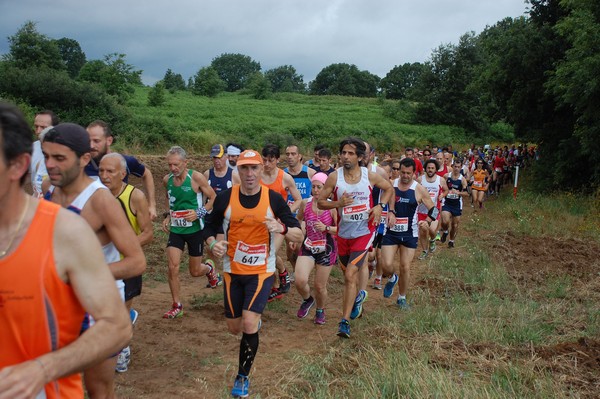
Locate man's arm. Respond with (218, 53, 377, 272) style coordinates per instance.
(0, 209, 131, 399)
(131, 188, 153, 246)
(141, 168, 157, 220)
(283, 172, 302, 213)
(92, 190, 146, 279)
(439, 177, 449, 200)
(317, 171, 346, 210)
(193, 171, 216, 212)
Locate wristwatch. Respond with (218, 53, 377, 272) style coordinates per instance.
(378, 202, 386, 208)
(326, 226, 330, 232)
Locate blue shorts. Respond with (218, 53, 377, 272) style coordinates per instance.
(223, 273, 274, 318)
(442, 204, 462, 217)
(381, 232, 418, 249)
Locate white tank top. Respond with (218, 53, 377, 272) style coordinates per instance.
(335, 166, 373, 239)
(417, 175, 441, 214)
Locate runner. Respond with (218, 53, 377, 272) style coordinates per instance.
(29, 110, 58, 197)
(469, 158, 490, 210)
(161, 146, 220, 319)
(86, 120, 158, 219)
(0, 103, 131, 399)
(316, 147, 336, 175)
(440, 158, 469, 248)
(99, 153, 153, 373)
(203, 149, 302, 398)
(416, 159, 448, 260)
(305, 144, 326, 171)
(294, 172, 338, 324)
(260, 144, 302, 300)
(225, 142, 244, 172)
(380, 157, 437, 310)
(42, 122, 146, 398)
(317, 137, 394, 339)
(404, 147, 423, 178)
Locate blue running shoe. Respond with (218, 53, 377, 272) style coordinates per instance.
(231, 374, 249, 398)
(397, 297, 410, 310)
(350, 290, 368, 320)
(383, 274, 398, 298)
(129, 308, 139, 326)
(337, 319, 351, 338)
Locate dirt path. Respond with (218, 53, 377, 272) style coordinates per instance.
(113, 155, 599, 398)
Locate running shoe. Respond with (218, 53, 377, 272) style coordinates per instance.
(163, 302, 183, 319)
(115, 346, 130, 373)
(279, 270, 291, 293)
(297, 296, 315, 319)
(435, 232, 441, 241)
(314, 309, 326, 325)
(440, 231, 448, 243)
(373, 277, 382, 290)
(418, 250, 428, 260)
(129, 308, 139, 326)
(397, 297, 410, 310)
(337, 319, 351, 338)
(267, 288, 283, 302)
(448, 241, 455, 248)
(429, 240, 437, 253)
(383, 274, 398, 298)
(350, 290, 368, 320)
(231, 374, 249, 398)
(205, 260, 222, 288)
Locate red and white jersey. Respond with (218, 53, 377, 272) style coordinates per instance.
(417, 174, 442, 214)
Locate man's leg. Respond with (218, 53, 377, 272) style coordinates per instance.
(397, 245, 416, 297)
(166, 246, 183, 304)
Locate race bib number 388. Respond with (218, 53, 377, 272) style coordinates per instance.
(234, 241, 267, 266)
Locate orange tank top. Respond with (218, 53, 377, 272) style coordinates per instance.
(262, 169, 287, 199)
(472, 169, 487, 191)
(0, 200, 85, 399)
(223, 185, 277, 274)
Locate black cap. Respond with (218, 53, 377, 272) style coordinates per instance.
(43, 123, 92, 154)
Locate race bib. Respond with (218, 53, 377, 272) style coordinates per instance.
(379, 210, 388, 225)
(304, 237, 327, 254)
(233, 241, 267, 266)
(390, 217, 409, 233)
(342, 203, 369, 222)
(447, 193, 459, 199)
(473, 181, 483, 188)
(170, 210, 192, 227)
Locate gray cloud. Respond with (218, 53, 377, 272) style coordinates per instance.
(0, 0, 527, 85)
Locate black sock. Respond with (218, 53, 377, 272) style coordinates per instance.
(238, 332, 259, 376)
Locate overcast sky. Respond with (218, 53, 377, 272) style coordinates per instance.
(0, 0, 528, 86)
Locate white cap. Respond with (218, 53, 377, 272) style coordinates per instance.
(226, 145, 241, 156)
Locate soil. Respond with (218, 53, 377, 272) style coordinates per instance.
(113, 155, 600, 398)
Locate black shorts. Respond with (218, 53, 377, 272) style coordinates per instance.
(167, 230, 204, 257)
(124, 275, 142, 301)
(223, 273, 274, 318)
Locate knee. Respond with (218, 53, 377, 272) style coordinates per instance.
(228, 324, 242, 335)
(314, 281, 327, 295)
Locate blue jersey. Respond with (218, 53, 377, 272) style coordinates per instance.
(444, 175, 465, 209)
(389, 180, 419, 238)
(208, 167, 233, 194)
(284, 166, 312, 215)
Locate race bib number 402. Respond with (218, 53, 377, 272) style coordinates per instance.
(342, 203, 369, 222)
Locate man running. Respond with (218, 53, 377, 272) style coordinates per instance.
(260, 144, 302, 299)
(0, 103, 131, 399)
(86, 120, 158, 219)
(99, 153, 153, 373)
(381, 157, 436, 310)
(318, 137, 394, 339)
(42, 122, 146, 398)
(29, 110, 58, 197)
(416, 159, 448, 260)
(440, 159, 469, 248)
(161, 146, 220, 319)
(203, 149, 302, 398)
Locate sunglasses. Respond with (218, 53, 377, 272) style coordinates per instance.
(392, 167, 400, 171)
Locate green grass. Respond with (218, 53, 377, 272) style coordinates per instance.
(115, 87, 477, 154)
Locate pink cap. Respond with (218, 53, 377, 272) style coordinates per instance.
(311, 172, 328, 185)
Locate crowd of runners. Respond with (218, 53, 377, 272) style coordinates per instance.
(0, 103, 537, 398)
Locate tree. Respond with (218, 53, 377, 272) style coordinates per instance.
(309, 63, 379, 97)
(191, 66, 225, 97)
(148, 81, 166, 106)
(3, 21, 65, 71)
(380, 63, 425, 100)
(163, 68, 186, 93)
(210, 53, 261, 92)
(264, 65, 305, 93)
(54, 37, 86, 78)
(245, 72, 272, 99)
(78, 53, 142, 102)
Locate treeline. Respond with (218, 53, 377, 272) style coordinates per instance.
(0, 0, 598, 191)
